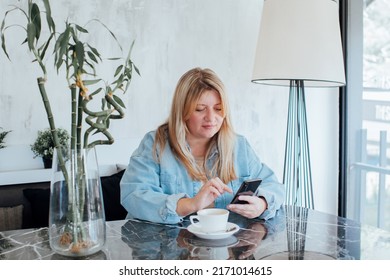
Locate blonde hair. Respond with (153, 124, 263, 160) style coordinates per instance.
(154, 68, 237, 183)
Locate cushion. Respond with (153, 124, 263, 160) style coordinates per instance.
(23, 188, 50, 228)
(101, 169, 127, 221)
(0, 204, 24, 231)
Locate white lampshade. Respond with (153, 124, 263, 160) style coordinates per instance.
(252, 0, 346, 87)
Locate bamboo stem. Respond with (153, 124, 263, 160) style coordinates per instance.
(70, 84, 77, 150)
(77, 89, 83, 151)
(37, 77, 69, 185)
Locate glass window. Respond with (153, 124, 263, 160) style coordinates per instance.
(346, 0, 390, 230)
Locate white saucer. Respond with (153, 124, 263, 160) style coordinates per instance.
(187, 222, 240, 240)
(186, 235, 239, 248)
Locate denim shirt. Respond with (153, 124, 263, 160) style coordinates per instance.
(120, 130, 285, 224)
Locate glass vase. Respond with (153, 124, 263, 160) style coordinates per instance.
(49, 147, 106, 257)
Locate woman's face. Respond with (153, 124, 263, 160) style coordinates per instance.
(185, 89, 224, 142)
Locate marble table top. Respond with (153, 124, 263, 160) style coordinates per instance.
(1, 206, 390, 260)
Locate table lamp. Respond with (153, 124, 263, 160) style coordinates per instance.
(251, 0, 346, 208)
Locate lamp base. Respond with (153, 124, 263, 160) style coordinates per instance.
(283, 80, 314, 209)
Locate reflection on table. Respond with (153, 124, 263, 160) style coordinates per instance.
(1, 206, 390, 260)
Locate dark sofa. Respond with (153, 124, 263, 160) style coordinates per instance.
(0, 170, 127, 231)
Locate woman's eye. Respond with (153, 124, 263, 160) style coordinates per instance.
(195, 107, 205, 112)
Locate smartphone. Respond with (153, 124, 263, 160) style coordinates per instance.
(230, 178, 262, 204)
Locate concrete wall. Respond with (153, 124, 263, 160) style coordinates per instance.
(0, 0, 339, 215)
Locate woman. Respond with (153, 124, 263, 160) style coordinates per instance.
(120, 67, 284, 224)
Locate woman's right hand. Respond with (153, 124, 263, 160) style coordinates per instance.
(176, 177, 232, 216)
(193, 177, 232, 209)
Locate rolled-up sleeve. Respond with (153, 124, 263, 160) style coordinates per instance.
(120, 132, 187, 224)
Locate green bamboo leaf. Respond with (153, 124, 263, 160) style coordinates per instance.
(12, 5, 29, 18)
(75, 24, 88, 33)
(75, 40, 84, 70)
(27, 22, 36, 50)
(124, 68, 134, 92)
(112, 95, 126, 109)
(39, 33, 54, 60)
(70, 70, 77, 80)
(56, 58, 64, 71)
(70, 26, 77, 43)
(87, 51, 98, 64)
(124, 40, 140, 77)
(107, 57, 121, 60)
(127, 40, 135, 58)
(0, 15, 9, 59)
(31, 3, 41, 40)
(124, 80, 132, 92)
(125, 67, 132, 81)
(125, 66, 132, 77)
(37, 41, 45, 52)
(42, 0, 55, 33)
(0, 14, 5, 33)
(90, 87, 103, 97)
(1, 6, 30, 59)
(125, 40, 135, 65)
(134, 64, 141, 76)
(1, 32, 10, 60)
(84, 60, 97, 76)
(114, 74, 124, 85)
(55, 26, 71, 70)
(85, 19, 122, 52)
(54, 31, 64, 53)
(114, 65, 124, 77)
(49, 17, 56, 34)
(1, 17, 10, 59)
(87, 44, 101, 60)
(83, 79, 101, 86)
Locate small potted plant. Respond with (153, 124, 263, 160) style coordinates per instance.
(0, 128, 11, 149)
(31, 128, 70, 168)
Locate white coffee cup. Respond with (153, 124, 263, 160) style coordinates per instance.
(189, 208, 229, 233)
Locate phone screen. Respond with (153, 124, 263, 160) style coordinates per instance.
(230, 179, 262, 204)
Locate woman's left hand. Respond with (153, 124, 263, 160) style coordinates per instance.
(227, 195, 267, 219)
